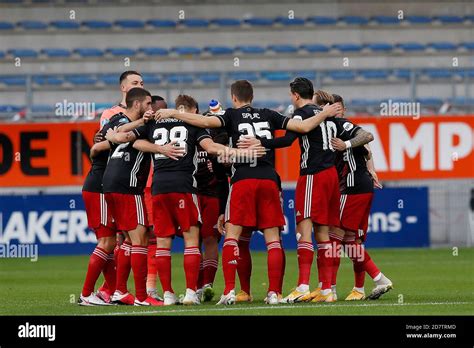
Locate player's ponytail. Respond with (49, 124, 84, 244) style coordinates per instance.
(313, 90, 334, 106)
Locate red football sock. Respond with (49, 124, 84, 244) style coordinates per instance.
(329, 232, 343, 287)
(202, 258, 218, 286)
(102, 253, 116, 295)
(316, 241, 333, 290)
(363, 249, 381, 280)
(115, 241, 131, 294)
(197, 259, 204, 289)
(237, 236, 252, 294)
(346, 241, 366, 288)
(297, 241, 314, 286)
(279, 245, 286, 294)
(222, 238, 239, 295)
(156, 248, 173, 293)
(131, 245, 148, 302)
(266, 241, 283, 294)
(146, 243, 157, 291)
(82, 247, 108, 297)
(184, 247, 201, 291)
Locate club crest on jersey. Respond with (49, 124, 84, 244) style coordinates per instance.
(242, 112, 260, 120)
(119, 117, 129, 123)
(343, 122, 354, 131)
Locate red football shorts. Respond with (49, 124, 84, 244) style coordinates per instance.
(104, 192, 148, 232)
(339, 192, 373, 242)
(295, 166, 340, 226)
(198, 195, 220, 239)
(82, 191, 115, 238)
(144, 187, 154, 226)
(225, 178, 285, 230)
(152, 193, 201, 238)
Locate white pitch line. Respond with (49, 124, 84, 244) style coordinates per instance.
(81, 301, 471, 316)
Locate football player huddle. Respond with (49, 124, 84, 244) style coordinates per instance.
(78, 70, 392, 307)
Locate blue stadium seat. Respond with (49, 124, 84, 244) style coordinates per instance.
(396, 42, 426, 51)
(393, 69, 412, 79)
(261, 71, 292, 81)
(50, 20, 80, 29)
(0, 76, 26, 85)
(291, 71, 316, 80)
(41, 48, 71, 58)
(0, 51, 4, 59)
(180, 19, 209, 27)
(327, 70, 356, 80)
(114, 19, 145, 29)
(203, 46, 234, 55)
(423, 69, 453, 79)
(0, 21, 15, 30)
(197, 73, 220, 83)
(7, 48, 37, 58)
(0, 105, 22, 113)
(141, 74, 161, 84)
(98, 74, 117, 85)
(300, 44, 329, 53)
(465, 15, 474, 22)
(228, 71, 259, 81)
(17, 20, 47, 30)
(73, 48, 104, 57)
(428, 42, 457, 51)
(449, 96, 474, 105)
(371, 16, 400, 25)
(210, 18, 241, 27)
(457, 68, 474, 78)
(65, 75, 97, 85)
(360, 70, 390, 79)
(236, 45, 265, 54)
(171, 46, 201, 55)
(31, 104, 55, 113)
(276, 16, 305, 26)
(106, 48, 136, 56)
(268, 44, 299, 53)
(460, 42, 474, 50)
(244, 17, 275, 26)
(339, 16, 369, 25)
(332, 43, 363, 52)
(33, 75, 63, 86)
(82, 20, 112, 29)
(167, 74, 194, 84)
(406, 16, 432, 24)
(366, 42, 394, 52)
(435, 15, 464, 24)
(146, 19, 176, 28)
(307, 16, 337, 25)
(417, 97, 443, 106)
(350, 98, 380, 107)
(139, 47, 169, 56)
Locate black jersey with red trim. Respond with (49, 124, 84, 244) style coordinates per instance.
(195, 127, 229, 197)
(333, 118, 373, 194)
(215, 105, 289, 184)
(137, 118, 211, 195)
(102, 114, 151, 195)
(83, 112, 128, 193)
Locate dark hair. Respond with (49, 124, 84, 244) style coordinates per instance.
(119, 70, 142, 84)
(290, 77, 314, 99)
(151, 95, 165, 103)
(332, 94, 345, 108)
(125, 87, 151, 108)
(175, 94, 198, 111)
(314, 89, 334, 106)
(230, 80, 253, 103)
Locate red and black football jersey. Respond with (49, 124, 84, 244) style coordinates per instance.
(138, 117, 211, 195)
(215, 105, 289, 184)
(83, 112, 129, 193)
(102, 114, 151, 195)
(333, 117, 374, 194)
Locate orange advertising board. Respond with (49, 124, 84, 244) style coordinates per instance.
(0, 116, 472, 187)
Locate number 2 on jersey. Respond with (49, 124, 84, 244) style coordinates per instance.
(238, 121, 272, 139)
(153, 126, 188, 159)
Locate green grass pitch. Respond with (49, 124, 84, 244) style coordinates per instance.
(0, 247, 473, 316)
